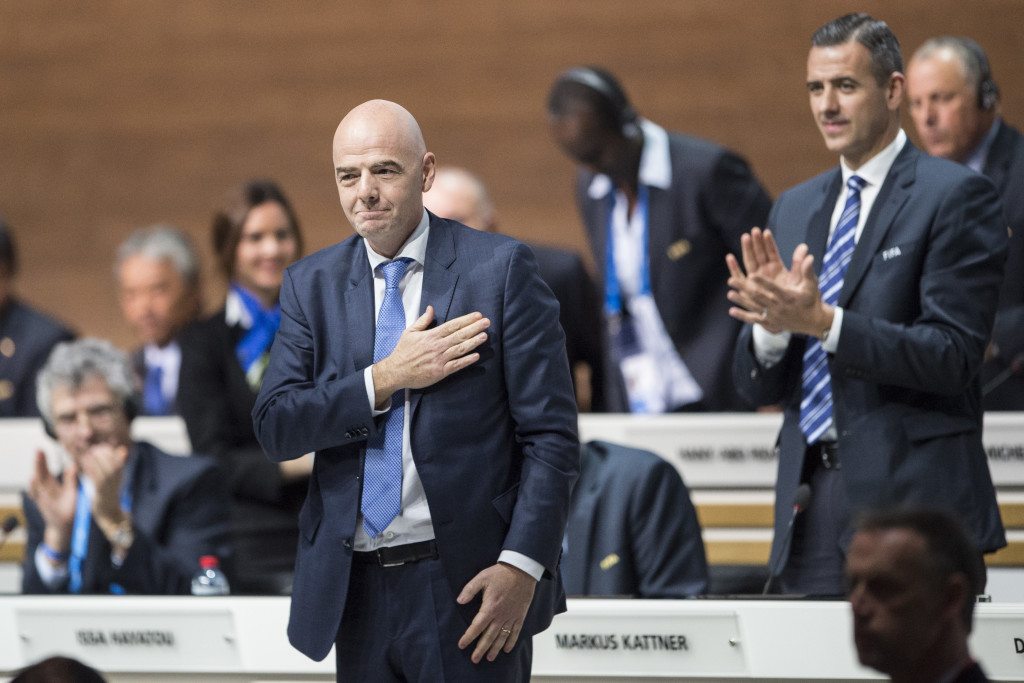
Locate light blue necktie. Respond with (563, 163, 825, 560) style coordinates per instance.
(361, 257, 413, 537)
(799, 175, 866, 444)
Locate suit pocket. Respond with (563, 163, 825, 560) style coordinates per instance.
(903, 412, 978, 443)
(491, 483, 520, 524)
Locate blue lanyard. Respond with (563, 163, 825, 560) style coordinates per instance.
(604, 184, 651, 315)
(68, 477, 134, 594)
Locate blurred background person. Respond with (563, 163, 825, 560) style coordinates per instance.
(547, 66, 771, 413)
(907, 36, 1024, 410)
(12, 656, 106, 683)
(22, 338, 228, 595)
(178, 179, 309, 594)
(115, 225, 202, 416)
(423, 165, 606, 410)
(562, 440, 708, 598)
(846, 507, 990, 683)
(0, 218, 75, 417)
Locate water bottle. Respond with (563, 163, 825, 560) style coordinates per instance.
(191, 555, 230, 596)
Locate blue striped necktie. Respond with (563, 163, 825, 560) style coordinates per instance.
(361, 257, 413, 537)
(799, 175, 866, 444)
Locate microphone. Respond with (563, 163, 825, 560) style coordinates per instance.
(982, 353, 1024, 396)
(0, 514, 19, 552)
(762, 483, 812, 595)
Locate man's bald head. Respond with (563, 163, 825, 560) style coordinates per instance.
(423, 167, 498, 232)
(332, 100, 435, 258)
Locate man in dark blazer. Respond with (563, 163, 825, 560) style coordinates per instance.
(906, 36, 1024, 410)
(0, 219, 74, 417)
(562, 441, 707, 598)
(847, 508, 992, 683)
(21, 338, 229, 595)
(252, 100, 578, 679)
(423, 166, 606, 411)
(547, 66, 771, 412)
(728, 13, 1006, 595)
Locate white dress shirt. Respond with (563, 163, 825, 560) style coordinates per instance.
(358, 210, 543, 580)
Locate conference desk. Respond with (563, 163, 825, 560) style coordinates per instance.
(1, 597, 1023, 681)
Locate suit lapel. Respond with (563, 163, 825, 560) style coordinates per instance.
(806, 171, 843, 271)
(839, 144, 917, 306)
(343, 240, 375, 373)
(410, 215, 459, 418)
(645, 186, 672, 292)
(982, 120, 1013, 194)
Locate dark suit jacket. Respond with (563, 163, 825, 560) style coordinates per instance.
(734, 142, 1007, 573)
(981, 120, 1024, 410)
(952, 661, 990, 683)
(21, 441, 230, 595)
(562, 441, 708, 598)
(575, 129, 771, 412)
(528, 242, 606, 411)
(178, 308, 307, 589)
(0, 299, 74, 417)
(252, 214, 580, 661)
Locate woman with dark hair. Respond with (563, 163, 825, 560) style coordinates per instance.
(178, 179, 308, 594)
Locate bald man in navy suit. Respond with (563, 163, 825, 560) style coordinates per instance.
(253, 100, 578, 681)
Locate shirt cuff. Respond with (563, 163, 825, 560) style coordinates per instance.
(363, 366, 390, 416)
(752, 325, 792, 368)
(821, 307, 843, 354)
(498, 550, 543, 581)
(34, 546, 69, 589)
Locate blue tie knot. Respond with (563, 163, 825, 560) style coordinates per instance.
(378, 257, 413, 290)
(847, 175, 866, 193)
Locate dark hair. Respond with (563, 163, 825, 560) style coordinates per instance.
(855, 507, 984, 631)
(12, 655, 107, 683)
(812, 13, 903, 85)
(547, 66, 638, 134)
(912, 36, 1000, 110)
(0, 215, 17, 277)
(211, 179, 304, 280)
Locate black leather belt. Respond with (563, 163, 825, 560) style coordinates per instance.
(353, 539, 438, 567)
(807, 441, 841, 470)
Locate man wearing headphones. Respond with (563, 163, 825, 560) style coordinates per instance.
(547, 67, 771, 413)
(907, 37, 1024, 410)
(21, 338, 229, 595)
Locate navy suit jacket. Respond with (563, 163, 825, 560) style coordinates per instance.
(21, 441, 230, 595)
(734, 142, 1007, 572)
(252, 214, 580, 661)
(575, 129, 771, 411)
(981, 120, 1024, 410)
(0, 299, 74, 417)
(562, 441, 708, 598)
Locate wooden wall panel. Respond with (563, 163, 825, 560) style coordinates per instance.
(2, 1, 1021, 347)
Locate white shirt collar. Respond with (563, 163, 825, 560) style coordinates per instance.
(840, 128, 907, 188)
(965, 118, 1001, 174)
(143, 340, 180, 368)
(365, 209, 430, 272)
(224, 288, 251, 329)
(587, 119, 673, 199)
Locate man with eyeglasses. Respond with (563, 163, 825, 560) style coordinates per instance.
(21, 338, 230, 595)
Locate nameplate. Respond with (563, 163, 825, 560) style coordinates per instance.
(16, 605, 239, 670)
(534, 610, 746, 676)
(970, 612, 1024, 678)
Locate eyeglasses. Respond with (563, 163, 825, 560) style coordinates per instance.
(53, 403, 120, 431)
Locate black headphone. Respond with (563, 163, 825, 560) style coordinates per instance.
(959, 38, 1000, 111)
(557, 66, 641, 138)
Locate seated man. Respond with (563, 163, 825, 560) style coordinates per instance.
(846, 507, 989, 683)
(115, 225, 202, 416)
(21, 338, 229, 595)
(561, 440, 708, 597)
(0, 218, 75, 417)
